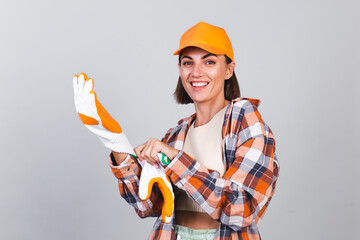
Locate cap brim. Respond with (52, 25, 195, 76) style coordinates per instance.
(173, 43, 225, 57)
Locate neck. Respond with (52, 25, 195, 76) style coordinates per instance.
(193, 98, 229, 127)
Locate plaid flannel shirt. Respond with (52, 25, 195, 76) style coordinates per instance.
(110, 98, 279, 240)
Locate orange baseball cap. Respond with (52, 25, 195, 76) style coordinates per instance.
(173, 22, 234, 61)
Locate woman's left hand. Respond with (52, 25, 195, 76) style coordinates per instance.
(134, 138, 179, 166)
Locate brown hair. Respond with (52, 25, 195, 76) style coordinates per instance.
(173, 55, 241, 104)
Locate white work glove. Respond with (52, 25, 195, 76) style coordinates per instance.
(73, 73, 174, 223)
(73, 73, 135, 159)
(139, 161, 174, 223)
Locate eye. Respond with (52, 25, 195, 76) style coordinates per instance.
(182, 61, 192, 66)
(206, 60, 215, 65)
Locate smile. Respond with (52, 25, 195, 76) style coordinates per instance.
(191, 82, 209, 87)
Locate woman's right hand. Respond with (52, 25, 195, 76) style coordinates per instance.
(134, 138, 179, 167)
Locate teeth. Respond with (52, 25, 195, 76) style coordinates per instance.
(191, 82, 208, 87)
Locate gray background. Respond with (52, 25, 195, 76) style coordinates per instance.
(1, 0, 359, 239)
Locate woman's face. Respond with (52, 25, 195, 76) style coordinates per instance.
(179, 47, 234, 106)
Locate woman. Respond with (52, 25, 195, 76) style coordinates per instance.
(110, 22, 279, 240)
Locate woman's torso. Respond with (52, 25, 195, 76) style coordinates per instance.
(175, 105, 227, 229)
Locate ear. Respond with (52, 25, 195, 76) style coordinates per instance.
(225, 61, 235, 80)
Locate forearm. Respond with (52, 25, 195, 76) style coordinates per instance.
(109, 156, 163, 218)
(111, 151, 129, 166)
(110, 152, 141, 178)
(164, 151, 257, 229)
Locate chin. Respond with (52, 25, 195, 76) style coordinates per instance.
(189, 96, 208, 104)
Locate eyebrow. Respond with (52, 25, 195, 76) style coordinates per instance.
(181, 53, 218, 61)
(202, 53, 217, 59)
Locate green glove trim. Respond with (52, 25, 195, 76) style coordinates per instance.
(159, 153, 170, 165)
(131, 153, 170, 166)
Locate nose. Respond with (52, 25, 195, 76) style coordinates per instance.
(191, 63, 203, 78)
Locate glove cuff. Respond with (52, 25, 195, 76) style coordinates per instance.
(84, 125, 135, 155)
(98, 133, 135, 155)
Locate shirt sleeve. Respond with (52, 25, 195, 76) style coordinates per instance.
(109, 153, 163, 219)
(163, 102, 279, 231)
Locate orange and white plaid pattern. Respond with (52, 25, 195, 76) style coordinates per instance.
(110, 98, 279, 240)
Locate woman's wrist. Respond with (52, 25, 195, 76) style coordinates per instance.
(160, 143, 179, 161)
(169, 149, 180, 160)
(111, 151, 129, 166)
